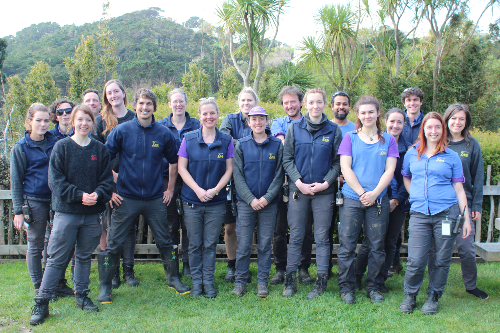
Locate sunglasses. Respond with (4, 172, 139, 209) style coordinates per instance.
(199, 97, 215, 101)
(56, 108, 73, 116)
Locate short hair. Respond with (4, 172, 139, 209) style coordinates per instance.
(198, 99, 219, 113)
(70, 105, 96, 129)
(24, 103, 49, 131)
(400, 87, 424, 104)
(48, 99, 77, 124)
(443, 103, 472, 146)
(278, 86, 304, 105)
(304, 88, 326, 103)
(384, 108, 406, 121)
(168, 88, 188, 103)
(238, 87, 259, 105)
(331, 91, 351, 106)
(133, 88, 157, 112)
(82, 89, 100, 102)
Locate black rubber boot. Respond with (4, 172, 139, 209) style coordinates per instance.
(123, 264, 139, 287)
(97, 252, 118, 304)
(282, 272, 297, 297)
(182, 262, 191, 278)
(161, 248, 190, 295)
(112, 265, 121, 289)
(307, 274, 328, 300)
(75, 289, 99, 312)
(30, 297, 50, 326)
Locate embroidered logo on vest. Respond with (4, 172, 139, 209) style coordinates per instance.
(217, 153, 224, 158)
(322, 136, 329, 142)
(269, 153, 276, 159)
(152, 141, 159, 147)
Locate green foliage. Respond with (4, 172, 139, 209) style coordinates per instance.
(65, 36, 99, 101)
(151, 82, 175, 105)
(218, 65, 242, 99)
(182, 62, 211, 102)
(97, 1, 118, 83)
(0, 37, 7, 72)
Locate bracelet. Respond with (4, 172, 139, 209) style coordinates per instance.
(359, 191, 367, 197)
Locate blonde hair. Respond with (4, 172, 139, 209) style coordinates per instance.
(102, 79, 127, 135)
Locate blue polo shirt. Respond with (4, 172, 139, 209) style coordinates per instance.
(402, 145, 465, 215)
(271, 114, 303, 137)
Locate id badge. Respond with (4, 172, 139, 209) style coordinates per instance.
(441, 219, 451, 236)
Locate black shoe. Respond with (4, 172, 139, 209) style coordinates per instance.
(270, 269, 285, 285)
(388, 262, 404, 278)
(190, 284, 203, 297)
(204, 284, 217, 298)
(256, 284, 269, 298)
(399, 294, 417, 313)
(30, 297, 49, 326)
(55, 278, 74, 297)
(224, 267, 236, 283)
(307, 274, 328, 300)
(182, 262, 191, 279)
(161, 248, 190, 295)
(123, 264, 139, 287)
(75, 289, 99, 312)
(282, 272, 297, 297)
(367, 290, 385, 303)
(421, 291, 439, 315)
(298, 267, 314, 285)
(112, 265, 121, 289)
(340, 292, 356, 304)
(355, 275, 363, 291)
(466, 287, 489, 299)
(97, 252, 119, 304)
(231, 284, 247, 297)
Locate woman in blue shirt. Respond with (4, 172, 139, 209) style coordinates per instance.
(399, 112, 471, 315)
(337, 96, 398, 305)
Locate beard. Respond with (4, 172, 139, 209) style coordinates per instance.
(334, 109, 348, 121)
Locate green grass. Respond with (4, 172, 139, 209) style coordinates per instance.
(1, 262, 499, 332)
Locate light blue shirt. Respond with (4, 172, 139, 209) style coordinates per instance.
(338, 120, 356, 138)
(271, 114, 303, 137)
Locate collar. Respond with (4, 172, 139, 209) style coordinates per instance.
(284, 113, 303, 123)
(196, 127, 222, 148)
(405, 111, 423, 125)
(133, 114, 156, 128)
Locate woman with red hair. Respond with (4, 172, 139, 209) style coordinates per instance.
(399, 112, 471, 315)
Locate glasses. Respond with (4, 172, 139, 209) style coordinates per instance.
(56, 108, 73, 116)
(199, 97, 215, 101)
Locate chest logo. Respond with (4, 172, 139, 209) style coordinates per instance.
(152, 141, 159, 147)
(269, 153, 276, 160)
(436, 157, 445, 162)
(380, 149, 387, 156)
(460, 151, 469, 157)
(91, 155, 97, 161)
(322, 136, 329, 142)
(217, 153, 224, 158)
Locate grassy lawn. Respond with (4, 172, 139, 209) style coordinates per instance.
(0, 261, 499, 332)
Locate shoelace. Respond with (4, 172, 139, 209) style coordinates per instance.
(32, 303, 46, 315)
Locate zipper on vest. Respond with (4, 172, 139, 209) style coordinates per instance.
(259, 146, 263, 197)
(207, 146, 211, 189)
(141, 133, 145, 199)
(310, 141, 315, 181)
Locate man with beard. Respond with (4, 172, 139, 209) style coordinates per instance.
(331, 91, 356, 135)
(269, 86, 314, 285)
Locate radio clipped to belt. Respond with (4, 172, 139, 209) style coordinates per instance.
(452, 206, 466, 234)
(336, 178, 343, 206)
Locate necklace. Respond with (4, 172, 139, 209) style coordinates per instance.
(360, 129, 377, 141)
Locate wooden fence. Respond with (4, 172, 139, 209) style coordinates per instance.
(1, 166, 500, 260)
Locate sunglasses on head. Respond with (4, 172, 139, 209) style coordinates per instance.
(56, 108, 73, 116)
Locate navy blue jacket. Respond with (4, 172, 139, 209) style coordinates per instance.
(236, 133, 282, 204)
(293, 118, 338, 184)
(157, 112, 200, 177)
(401, 111, 423, 146)
(16, 131, 59, 198)
(105, 115, 178, 200)
(180, 128, 232, 205)
(387, 136, 411, 212)
(48, 123, 74, 140)
(220, 112, 251, 140)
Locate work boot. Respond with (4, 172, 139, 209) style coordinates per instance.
(399, 294, 417, 314)
(298, 267, 314, 285)
(256, 284, 269, 298)
(29, 297, 50, 326)
(190, 284, 203, 297)
(307, 274, 328, 300)
(421, 291, 440, 315)
(123, 264, 139, 287)
(97, 252, 118, 304)
(367, 290, 385, 303)
(75, 289, 99, 312)
(224, 267, 236, 283)
(231, 284, 247, 297)
(55, 278, 74, 297)
(270, 269, 285, 285)
(282, 272, 297, 297)
(182, 262, 191, 278)
(161, 248, 190, 295)
(204, 284, 217, 298)
(112, 265, 121, 289)
(340, 292, 356, 304)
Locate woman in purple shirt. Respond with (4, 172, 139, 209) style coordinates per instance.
(337, 96, 398, 305)
(399, 112, 471, 315)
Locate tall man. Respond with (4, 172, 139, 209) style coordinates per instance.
(97, 88, 189, 304)
(82, 89, 102, 117)
(269, 86, 314, 285)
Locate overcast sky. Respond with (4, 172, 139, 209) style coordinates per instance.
(1, 0, 498, 48)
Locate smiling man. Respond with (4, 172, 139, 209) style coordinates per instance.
(400, 87, 424, 145)
(97, 88, 189, 305)
(331, 91, 355, 136)
(82, 89, 102, 117)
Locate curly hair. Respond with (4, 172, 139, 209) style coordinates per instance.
(278, 86, 304, 105)
(400, 87, 424, 105)
(48, 99, 77, 124)
(133, 88, 157, 112)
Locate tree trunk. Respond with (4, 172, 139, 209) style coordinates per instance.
(432, 34, 442, 111)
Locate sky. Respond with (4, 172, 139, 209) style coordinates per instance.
(1, 0, 498, 48)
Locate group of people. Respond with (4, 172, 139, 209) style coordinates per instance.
(11, 82, 488, 326)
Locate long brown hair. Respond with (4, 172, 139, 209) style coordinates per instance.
(443, 103, 472, 147)
(354, 96, 384, 143)
(102, 79, 127, 135)
(24, 103, 49, 132)
(415, 112, 447, 159)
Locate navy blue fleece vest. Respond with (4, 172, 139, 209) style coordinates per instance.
(237, 135, 281, 203)
(227, 112, 251, 139)
(293, 118, 337, 184)
(181, 128, 232, 205)
(17, 131, 58, 198)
